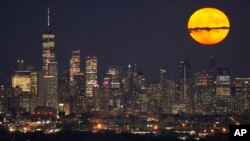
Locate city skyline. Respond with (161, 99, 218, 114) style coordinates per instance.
(0, 2, 250, 140)
(1, 0, 250, 82)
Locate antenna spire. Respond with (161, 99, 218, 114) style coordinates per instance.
(47, 8, 50, 28)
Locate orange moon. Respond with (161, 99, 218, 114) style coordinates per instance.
(188, 7, 230, 45)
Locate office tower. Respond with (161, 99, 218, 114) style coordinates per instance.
(194, 72, 215, 114)
(216, 67, 232, 114)
(178, 60, 193, 113)
(166, 78, 178, 114)
(160, 69, 167, 89)
(70, 50, 81, 80)
(93, 84, 101, 111)
(58, 71, 70, 116)
(105, 65, 124, 113)
(160, 69, 168, 113)
(138, 87, 149, 113)
(69, 50, 84, 114)
(123, 64, 138, 100)
(137, 71, 146, 89)
(234, 77, 250, 114)
(70, 74, 84, 114)
(148, 83, 162, 115)
(123, 64, 140, 114)
(11, 59, 38, 113)
(26, 65, 38, 96)
(107, 65, 123, 89)
(12, 72, 31, 93)
(85, 56, 97, 97)
(136, 71, 147, 113)
(58, 70, 70, 103)
(101, 80, 110, 113)
(124, 68, 146, 114)
(178, 60, 192, 103)
(40, 8, 58, 110)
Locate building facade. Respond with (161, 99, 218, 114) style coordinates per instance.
(39, 8, 58, 110)
(85, 56, 98, 97)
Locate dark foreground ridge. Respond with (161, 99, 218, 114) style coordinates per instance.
(0, 130, 228, 141)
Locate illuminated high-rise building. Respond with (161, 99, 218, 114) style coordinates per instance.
(70, 50, 81, 80)
(12, 72, 31, 93)
(178, 60, 192, 103)
(137, 71, 146, 89)
(160, 69, 167, 89)
(234, 77, 250, 114)
(12, 60, 38, 95)
(138, 88, 149, 113)
(40, 8, 58, 110)
(101, 80, 110, 112)
(166, 78, 178, 114)
(85, 56, 97, 97)
(11, 59, 38, 113)
(42, 8, 56, 76)
(160, 69, 167, 113)
(178, 60, 193, 113)
(123, 64, 140, 114)
(123, 65, 138, 101)
(216, 67, 232, 114)
(105, 65, 124, 112)
(93, 84, 101, 111)
(107, 65, 123, 89)
(69, 50, 84, 114)
(194, 72, 215, 114)
(148, 83, 162, 115)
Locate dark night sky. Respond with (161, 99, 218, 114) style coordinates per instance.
(0, 0, 250, 82)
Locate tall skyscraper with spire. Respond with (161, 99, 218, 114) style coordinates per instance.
(39, 8, 58, 110)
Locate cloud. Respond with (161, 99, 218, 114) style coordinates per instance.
(188, 26, 229, 33)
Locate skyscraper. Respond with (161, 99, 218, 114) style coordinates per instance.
(194, 72, 215, 114)
(178, 60, 193, 113)
(160, 69, 168, 113)
(105, 65, 124, 113)
(101, 80, 110, 112)
(216, 67, 232, 114)
(69, 50, 84, 114)
(107, 65, 123, 89)
(123, 64, 140, 114)
(178, 60, 192, 103)
(85, 56, 97, 97)
(93, 84, 100, 111)
(70, 50, 81, 80)
(11, 59, 38, 113)
(40, 8, 58, 110)
(234, 77, 250, 114)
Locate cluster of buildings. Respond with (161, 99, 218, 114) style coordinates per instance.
(0, 9, 249, 133)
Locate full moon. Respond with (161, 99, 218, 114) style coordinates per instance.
(188, 7, 230, 45)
